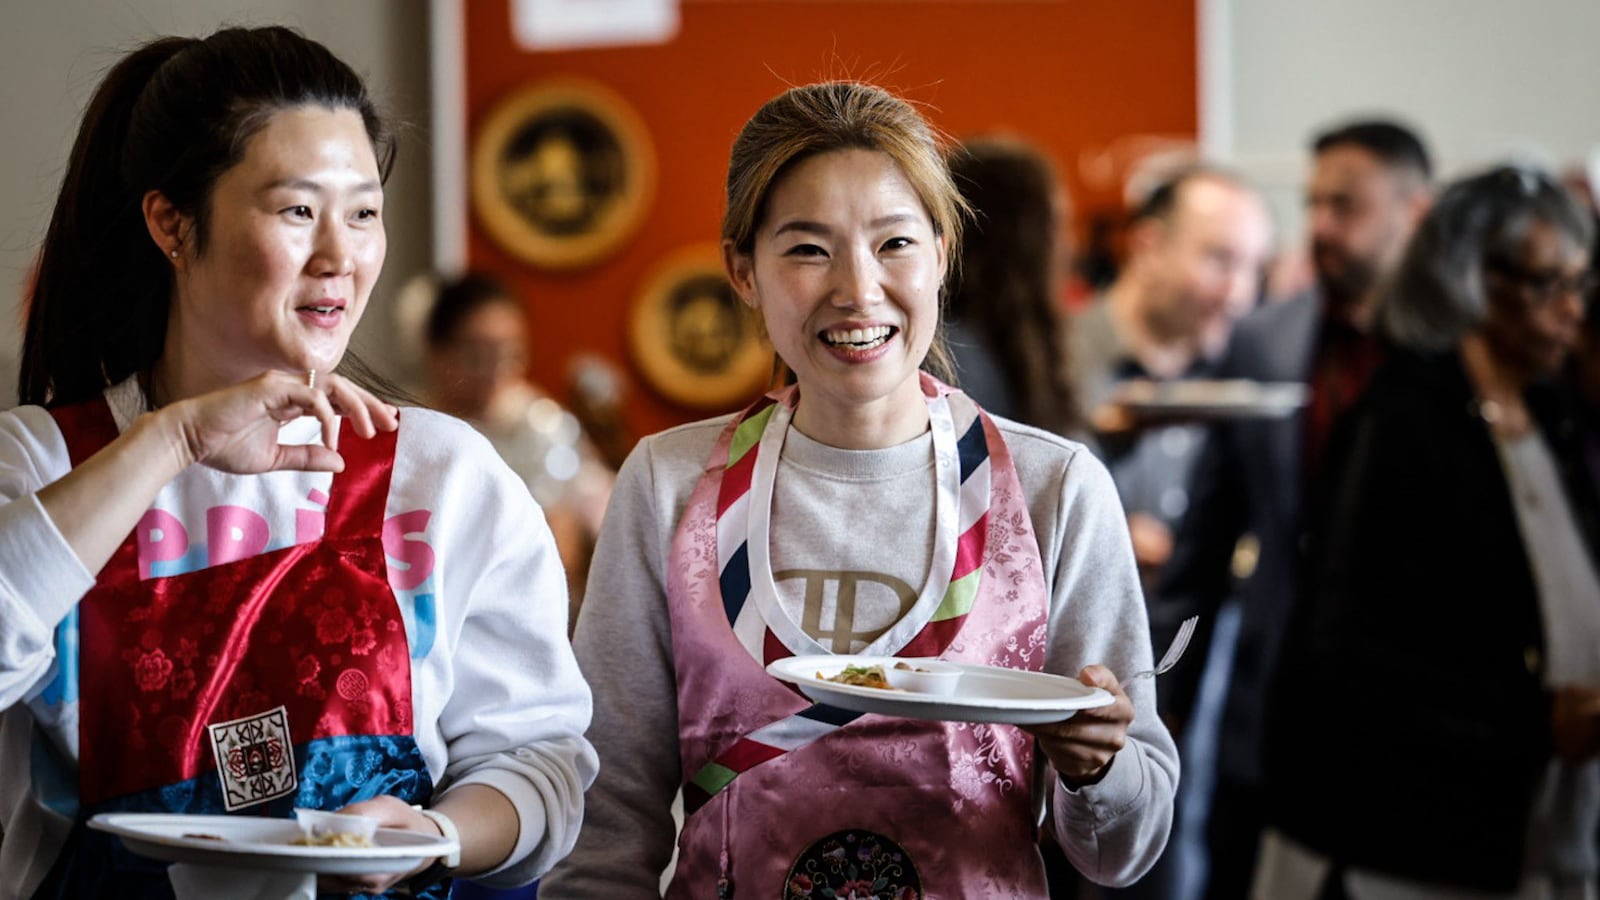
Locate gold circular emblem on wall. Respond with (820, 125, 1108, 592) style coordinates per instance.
(471, 79, 655, 269)
(628, 246, 774, 410)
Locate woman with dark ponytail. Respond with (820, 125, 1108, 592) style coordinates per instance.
(944, 136, 1081, 437)
(1, 26, 594, 898)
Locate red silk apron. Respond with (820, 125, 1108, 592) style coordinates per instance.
(33, 397, 433, 899)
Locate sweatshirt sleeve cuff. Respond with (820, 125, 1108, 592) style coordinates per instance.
(1056, 741, 1149, 825)
(0, 493, 94, 629)
(445, 767, 548, 878)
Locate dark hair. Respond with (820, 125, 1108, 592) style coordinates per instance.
(426, 272, 521, 349)
(722, 82, 969, 382)
(1129, 165, 1252, 226)
(1126, 164, 1260, 235)
(1130, 174, 1184, 225)
(947, 137, 1079, 434)
(1377, 165, 1592, 353)
(21, 26, 394, 407)
(1311, 119, 1432, 183)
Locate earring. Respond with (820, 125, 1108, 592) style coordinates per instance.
(169, 249, 179, 258)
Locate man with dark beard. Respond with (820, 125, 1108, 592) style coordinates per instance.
(1147, 120, 1431, 900)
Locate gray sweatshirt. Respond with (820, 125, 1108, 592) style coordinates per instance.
(543, 412, 1178, 897)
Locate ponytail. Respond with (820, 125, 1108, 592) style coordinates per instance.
(21, 38, 193, 407)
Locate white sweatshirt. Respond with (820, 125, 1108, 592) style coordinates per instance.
(0, 380, 597, 898)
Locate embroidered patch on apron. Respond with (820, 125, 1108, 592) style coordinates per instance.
(784, 829, 922, 900)
(207, 705, 298, 811)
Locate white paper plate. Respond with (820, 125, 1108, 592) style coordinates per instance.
(766, 655, 1115, 724)
(1111, 379, 1309, 419)
(88, 812, 457, 875)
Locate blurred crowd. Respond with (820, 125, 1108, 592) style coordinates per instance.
(942, 121, 1600, 900)
(426, 113, 1600, 899)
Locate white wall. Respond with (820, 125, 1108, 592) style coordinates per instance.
(0, 0, 431, 409)
(1206, 0, 1600, 243)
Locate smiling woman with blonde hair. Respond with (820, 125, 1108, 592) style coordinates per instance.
(544, 81, 1176, 899)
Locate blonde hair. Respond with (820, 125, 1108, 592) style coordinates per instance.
(721, 82, 968, 381)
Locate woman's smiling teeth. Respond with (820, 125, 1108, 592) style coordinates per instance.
(821, 325, 895, 349)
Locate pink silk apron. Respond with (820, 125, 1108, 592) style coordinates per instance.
(31, 397, 435, 899)
(666, 375, 1052, 900)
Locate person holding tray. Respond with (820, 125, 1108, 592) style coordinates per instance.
(0, 25, 595, 898)
(543, 81, 1177, 899)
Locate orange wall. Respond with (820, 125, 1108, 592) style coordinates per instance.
(464, 0, 1197, 438)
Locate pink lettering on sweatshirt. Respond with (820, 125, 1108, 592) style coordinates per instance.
(382, 509, 435, 591)
(135, 509, 189, 580)
(132, 498, 436, 586)
(206, 506, 270, 567)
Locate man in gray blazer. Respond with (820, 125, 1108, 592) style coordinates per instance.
(1151, 119, 1432, 900)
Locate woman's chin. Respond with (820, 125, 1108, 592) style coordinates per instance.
(285, 348, 347, 375)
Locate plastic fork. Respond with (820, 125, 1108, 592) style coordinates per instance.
(1127, 615, 1199, 682)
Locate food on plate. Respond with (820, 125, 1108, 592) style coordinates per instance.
(817, 664, 896, 690)
(292, 807, 379, 847)
(290, 831, 376, 848)
(885, 659, 963, 695)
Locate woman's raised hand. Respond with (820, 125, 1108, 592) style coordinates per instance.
(39, 370, 400, 576)
(162, 370, 399, 474)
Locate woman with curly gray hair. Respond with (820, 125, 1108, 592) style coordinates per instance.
(1256, 165, 1600, 899)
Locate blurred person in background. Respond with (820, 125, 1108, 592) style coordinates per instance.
(1068, 166, 1271, 900)
(947, 134, 1104, 899)
(1151, 119, 1433, 900)
(1258, 164, 1600, 900)
(424, 272, 614, 622)
(945, 135, 1082, 437)
(565, 352, 634, 473)
(1070, 167, 1272, 587)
